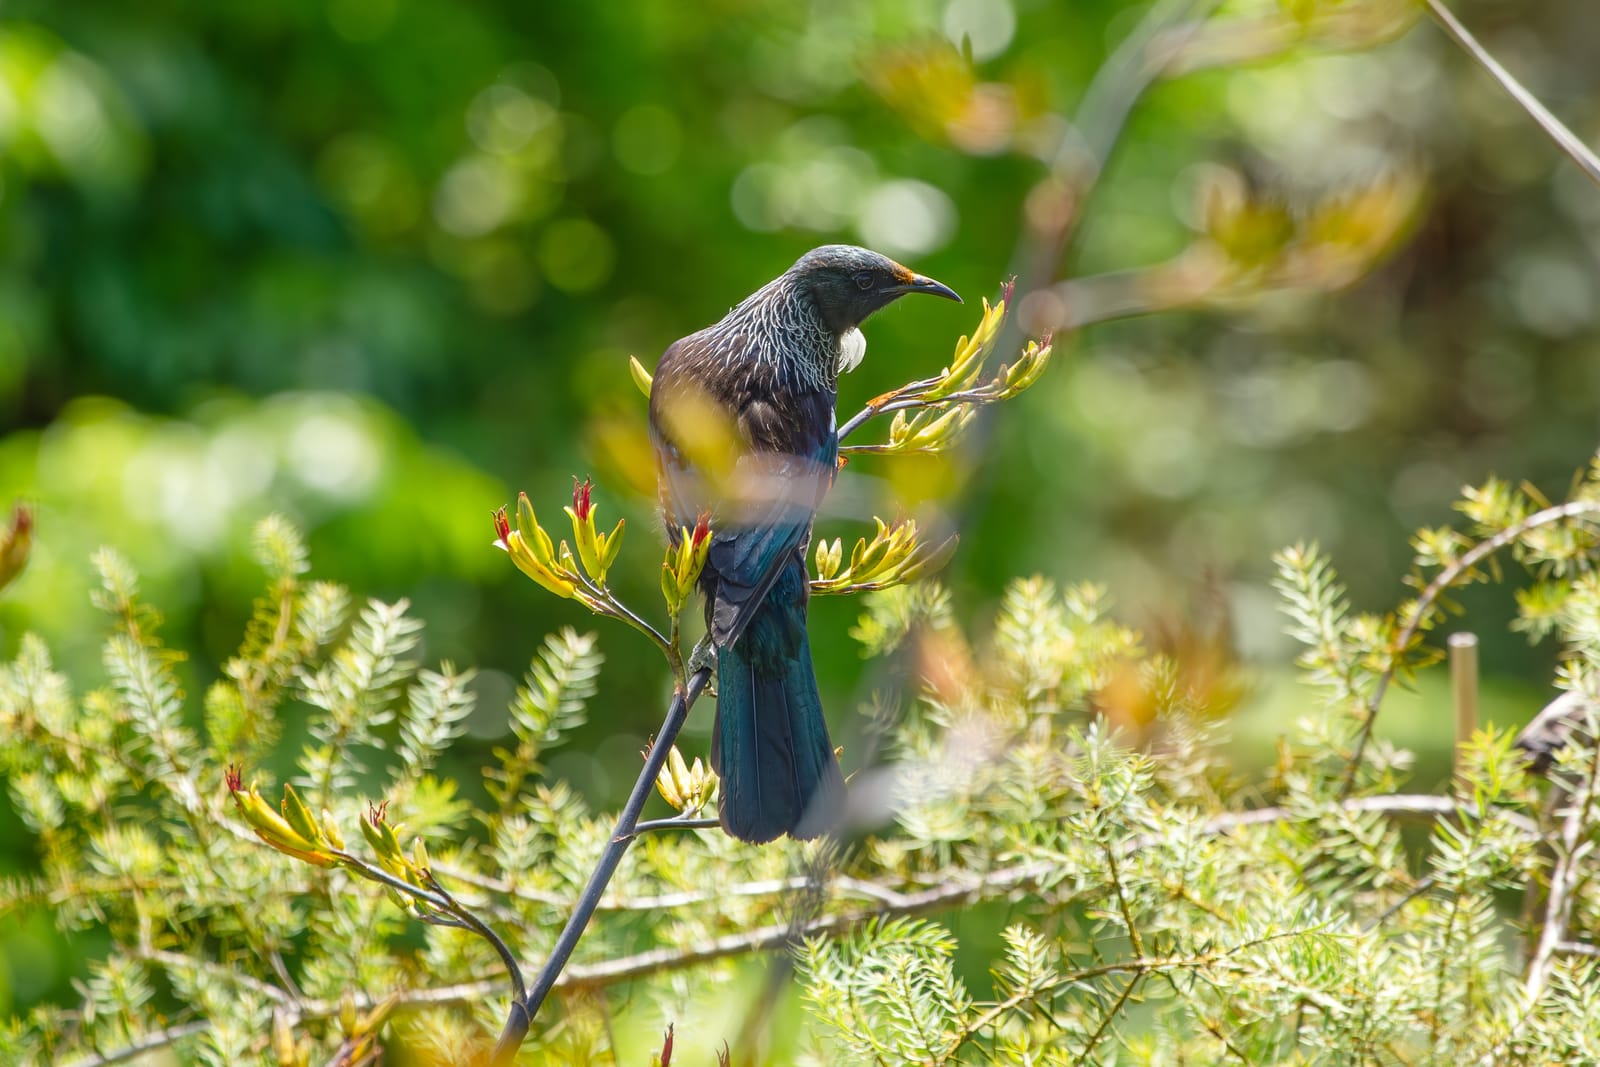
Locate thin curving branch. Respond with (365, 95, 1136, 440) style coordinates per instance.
(1340, 500, 1600, 798)
(837, 383, 1021, 450)
(56, 980, 509, 1067)
(438, 864, 915, 915)
(134, 947, 293, 1007)
(422, 871, 528, 1006)
(1475, 729, 1600, 1067)
(538, 792, 1534, 995)
(836, 393, 923, 445)
(75, 788, 1528, 1067)
(1523, 726, 1600, 999)
(56, 1023, 214, 1067)
(570, 569, 676, 661)
(1555, 940, 1600, 959)
(837, 0, 1218, 453)
(623, 814, 721, 838)
(1054, 0, 1220, 202)
(331, 848, 527, 1006)
(489, 665, 712, 1066)
(1424, 0, 1600, 190)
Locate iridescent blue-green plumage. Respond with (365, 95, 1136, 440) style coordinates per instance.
(648, 245, 959, 843)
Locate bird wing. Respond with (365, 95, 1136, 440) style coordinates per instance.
(649, 333, 736, 530)
(649, 331, 838, 648)
(703, 394, 836, 647)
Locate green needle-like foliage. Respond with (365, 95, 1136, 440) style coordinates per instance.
(11, 461, 1600, 1063)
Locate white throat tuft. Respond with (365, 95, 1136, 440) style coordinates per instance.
(836, 327, 867, 374)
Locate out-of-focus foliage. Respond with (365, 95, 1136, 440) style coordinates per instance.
(0, 506, 30, 594)
(0, 0, 1592, 694)
(11, 477, 1600, 1061)
(0, 0, 1592, 782)
(0, 395, 503, 666)
(1, 0, 1599, 1056)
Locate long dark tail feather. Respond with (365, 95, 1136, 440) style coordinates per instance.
(711, 632, 845, 843)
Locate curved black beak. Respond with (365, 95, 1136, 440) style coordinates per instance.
(901, 273, 962, 304)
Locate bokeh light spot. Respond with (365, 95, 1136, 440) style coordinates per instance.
(327, 0, 396, 42)
(943, 0, 1016, 62)
(461, 239, 541, 315)
(731, 163, 783, 232)
(318, 133, 422, 238)
(613, 104, 682, 176)
(33, 52, 142, 187)
(468, 83, 556, 157)
(433, 156, 519, 237)
(1510, 252, 1595, 337)
(856, 179, 957, 257)
(287, 408, 381, 498)
(539, 218, 614, 293)
(730, 129, 879, 235)
(1304, 360, 1375, 433)
(208, 425, 277, 506)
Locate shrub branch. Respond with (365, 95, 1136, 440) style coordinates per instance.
(1424, 0, 1600, 189)
(1343, 500, 1600, 797)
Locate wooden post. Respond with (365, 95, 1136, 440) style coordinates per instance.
(1449, 632, 1479, 776)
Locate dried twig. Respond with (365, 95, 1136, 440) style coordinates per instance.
(68, 788, 1527, 1067)
(1523, 735, 1600, 998)
(489, 667, 712, 1065)
(1342, 501, 1600, 797)
(1424, 0, 1600, 189)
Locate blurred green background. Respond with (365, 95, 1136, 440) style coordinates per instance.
(1, 0, 1597, 1043)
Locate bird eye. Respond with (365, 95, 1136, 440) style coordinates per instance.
(853, 270, 875, 290)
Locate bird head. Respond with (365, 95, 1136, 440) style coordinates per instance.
(789, 245, 961, 336)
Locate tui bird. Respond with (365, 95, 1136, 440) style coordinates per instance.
(647, 245, 961, 843)
(1515, 690, 1595, 774)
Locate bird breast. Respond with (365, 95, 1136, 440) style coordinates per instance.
(836, 327, 866, 375)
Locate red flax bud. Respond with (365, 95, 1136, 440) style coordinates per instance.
(367, 799, 390, 826)
(225, 763, 243, 793)
(0, 504, 32, 591)
(493, 506, 511, 545)
(691, 511, 711, 549)
(660, 1023, 674, 1067)
(1001, 276, 1016, 306)
(572, 476, 594, 522)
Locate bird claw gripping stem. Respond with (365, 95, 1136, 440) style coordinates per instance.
(688, 635, 718, 696)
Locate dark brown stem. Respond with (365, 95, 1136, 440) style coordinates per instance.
(332, 851, 527, 1005)
(489, 666, 712, 1066)
(79, 790, 1525, 1067)
(624, 815, 720, 839)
